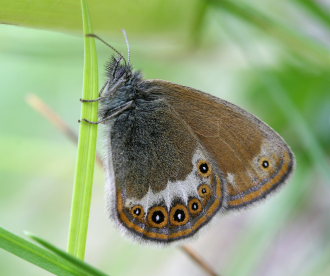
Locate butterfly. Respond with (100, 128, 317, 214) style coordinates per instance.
(80, 34, 295, 244)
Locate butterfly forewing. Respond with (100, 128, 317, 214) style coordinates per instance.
(143, 80, 295, 210)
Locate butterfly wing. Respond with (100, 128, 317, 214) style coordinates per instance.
(104, 97, 225, 243)
(143, 80, 295, 210)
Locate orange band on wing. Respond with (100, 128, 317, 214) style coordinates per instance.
(228, 151, 292, 208)
(116, 175, 222, 241)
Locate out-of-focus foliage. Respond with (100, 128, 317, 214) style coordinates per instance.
(0, 0, 329, 276)
(0, 0, 199, 36)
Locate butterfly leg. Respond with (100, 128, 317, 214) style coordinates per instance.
(98, 78, 125, 97)
(80, 96, 107, 103)
(78, 100, 133, 124)
(80, 80, 110, 102)
(99, 80, 110, 97)
(80, 78, 125, 103)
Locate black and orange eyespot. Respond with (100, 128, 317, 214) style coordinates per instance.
(147, 206, 168, 228)
(261, 158, 271, 169)
(188, 198, 203, 215)
(197, 160, 212, 177)
(169, 204, 190, 226)
(198, 184, 212, 199)
(131, 205, 145, 219)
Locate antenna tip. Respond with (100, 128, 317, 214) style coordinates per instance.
(122, 30, 131, 65)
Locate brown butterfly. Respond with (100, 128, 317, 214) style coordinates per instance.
(81, 34, 295, 244)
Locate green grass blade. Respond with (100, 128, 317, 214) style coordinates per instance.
(0, 227, 88, 276)
(212, 0, 330, 65)
(27, 233, 108, 276)
(296, 0, 330, 28)
(189, 0, 210, 47)
(67, 0, 99, 260)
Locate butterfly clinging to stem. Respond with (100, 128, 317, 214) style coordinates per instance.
(80, 33, 295, 244)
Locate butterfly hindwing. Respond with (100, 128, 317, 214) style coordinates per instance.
(104, 96, 225, 243)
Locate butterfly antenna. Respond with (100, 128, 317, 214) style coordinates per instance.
(112, 56, 123, 78)
(122, 29, 131, 66)
(86, 33, 128, 67)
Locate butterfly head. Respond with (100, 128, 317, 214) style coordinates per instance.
(105, 55, 141, 86)
(98, 56, 143, 120)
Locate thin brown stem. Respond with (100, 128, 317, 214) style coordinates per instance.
(26, 94, 103, 168)
(181, 245, 219, 276)
(26, 93, 220, 276)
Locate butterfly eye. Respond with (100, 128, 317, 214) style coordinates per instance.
(169, 204, 190, 226)
(261, 159, 270, 169)
(188, 198, 203, 215)
(198, 160, 212, 177)
(147, 206, 168, 228)
(131, 205, 145, 219)
(198, 184, 212, 198)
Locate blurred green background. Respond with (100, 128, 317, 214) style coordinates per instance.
(1, 0, 330, 275)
